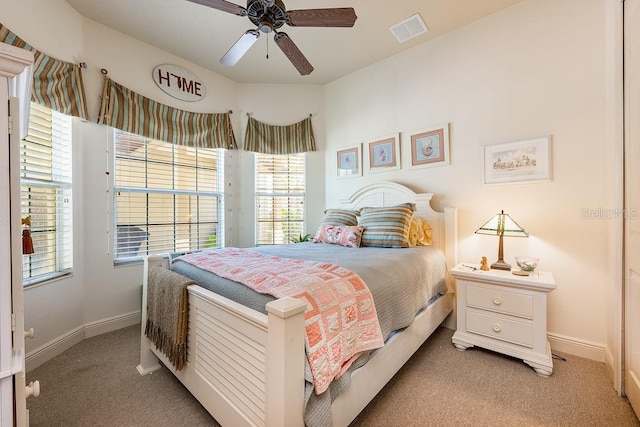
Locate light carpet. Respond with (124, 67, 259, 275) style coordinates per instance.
(26, 325, 639, 426)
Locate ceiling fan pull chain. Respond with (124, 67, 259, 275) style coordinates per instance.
(266, 34, 269, 59)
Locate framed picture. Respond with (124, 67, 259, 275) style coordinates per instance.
(336, 145, 362, 178)
(482, 136, 552, 185)
(366, 134, 400, 173)
(408, 124, 450, 169)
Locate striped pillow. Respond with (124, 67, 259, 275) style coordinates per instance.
(359, 203, 416, 248)
(322, 208, 360, 226)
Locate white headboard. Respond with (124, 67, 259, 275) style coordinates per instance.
(340, 182, 458, 267)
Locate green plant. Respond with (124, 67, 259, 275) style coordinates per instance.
(290, 233, 312, 243)
(204, 234, 218, 248)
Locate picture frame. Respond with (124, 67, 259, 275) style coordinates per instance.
(336, 144, 362, 178)
(482, 136, 552, 185)
(366, 134, 400, 173)
(408, 124, 450, 169)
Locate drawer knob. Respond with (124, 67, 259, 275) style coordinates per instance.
(493, 297, 502, 305)
(492, 324, 502, 333)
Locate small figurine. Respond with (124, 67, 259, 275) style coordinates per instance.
(480, 256, 490, 271)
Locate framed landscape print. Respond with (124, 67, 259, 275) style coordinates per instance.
(366, 134, 400, 173)
(336, 144, 362, 178)
(409, 124, 450, 169)
(482, 136, 551, 185)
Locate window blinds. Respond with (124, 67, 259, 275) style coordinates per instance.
(255, 153, 306, 245)
(21, 103, 73, 284)
(113, 130, 223, 260)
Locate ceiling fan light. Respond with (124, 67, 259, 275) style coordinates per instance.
(259, 21, 274, 33)
(220, 29, 260, 66)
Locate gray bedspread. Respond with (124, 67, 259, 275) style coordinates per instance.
(171, 243, 450, 426)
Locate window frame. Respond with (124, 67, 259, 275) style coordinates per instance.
(21, 102, 74, 286)
(112, 130, 224, 264)
(254, 152, 306, 246)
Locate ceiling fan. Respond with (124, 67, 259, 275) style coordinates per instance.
(187, 0, 358, 75)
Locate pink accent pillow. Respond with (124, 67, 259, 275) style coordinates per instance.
(312, 224, 364, 248)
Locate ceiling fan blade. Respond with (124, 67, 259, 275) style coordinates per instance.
(186, 0, 247, 17)
(286, 8, 357, 27)
(221, 30, 260, 66)
(274, 32, 314, 75)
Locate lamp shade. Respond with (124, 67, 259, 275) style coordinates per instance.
(475, 210, 528, 271)
(475, 210, 528, 237)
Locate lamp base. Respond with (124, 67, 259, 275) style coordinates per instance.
(490, 260, 511, 271)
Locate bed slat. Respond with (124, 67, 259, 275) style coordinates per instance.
(191, 292, 268, 426)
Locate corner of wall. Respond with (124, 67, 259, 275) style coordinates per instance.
(25, 311, 140, 372)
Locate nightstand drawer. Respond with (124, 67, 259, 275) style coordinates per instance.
(467, 284, 533, 319)
(466, 309, 533, 347)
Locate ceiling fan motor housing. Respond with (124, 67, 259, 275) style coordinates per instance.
(247, 0, 286, 33)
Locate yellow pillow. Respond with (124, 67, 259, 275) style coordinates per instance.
(408, 217, 421, 247)
(408, 217, 433, 246)
(417, 217, 432, 245)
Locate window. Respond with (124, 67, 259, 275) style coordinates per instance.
(255, 153, 306, 245)
(113, 130, 223, 261)
(21, 103, 73, 285)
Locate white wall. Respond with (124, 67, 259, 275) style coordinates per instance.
(78, 20, 241, 327)
(235, 84, 326, 247)
(324, 0, 618, 361)
(2, 0, 621, 371)
(1, 0, 87, 358)
(1, 0, 324, 362)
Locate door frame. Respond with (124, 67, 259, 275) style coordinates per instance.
(624, 0, 640, 414)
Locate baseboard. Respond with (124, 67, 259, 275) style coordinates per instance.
(547, 332, 606, 363)
(84, 311, 141, 338)
(25, 311, 141, 372)
(25, 326, 85, 372)
(604, 345, 618, 392)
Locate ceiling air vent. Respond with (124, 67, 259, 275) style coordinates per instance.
(389, 13, 428, 43)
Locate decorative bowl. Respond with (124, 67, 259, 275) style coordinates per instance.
(515, 256, 539, 272)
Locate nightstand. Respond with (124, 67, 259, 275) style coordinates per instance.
(450, 264, 556, 377)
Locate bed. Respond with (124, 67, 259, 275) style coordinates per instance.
(137, 181, 458, 426)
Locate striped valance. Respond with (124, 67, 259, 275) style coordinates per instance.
(98, 77, 237, 150)
(244, 116, 316, 154)
(0, 23, 89, 120)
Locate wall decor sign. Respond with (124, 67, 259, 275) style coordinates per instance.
(336, 144, 362, 178)
(367, 134, 400, 173)
(482, 136, 552, 185)
(152, 64, 206, 102)
(409, 123, 450, 169)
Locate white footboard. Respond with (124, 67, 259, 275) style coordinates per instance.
(137, 255, 307, 427)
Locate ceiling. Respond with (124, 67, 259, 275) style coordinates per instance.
(65, 0, 523, 85)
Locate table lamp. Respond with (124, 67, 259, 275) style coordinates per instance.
(475, 210, 528, 271)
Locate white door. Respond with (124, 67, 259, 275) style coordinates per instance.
(0, 73, 15, 427)
(0, 42, 34, 427)
(10, 96, 29, 426)
(625, 0, 640, 419)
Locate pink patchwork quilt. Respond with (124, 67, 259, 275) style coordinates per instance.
(176, 248, 385, 394)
